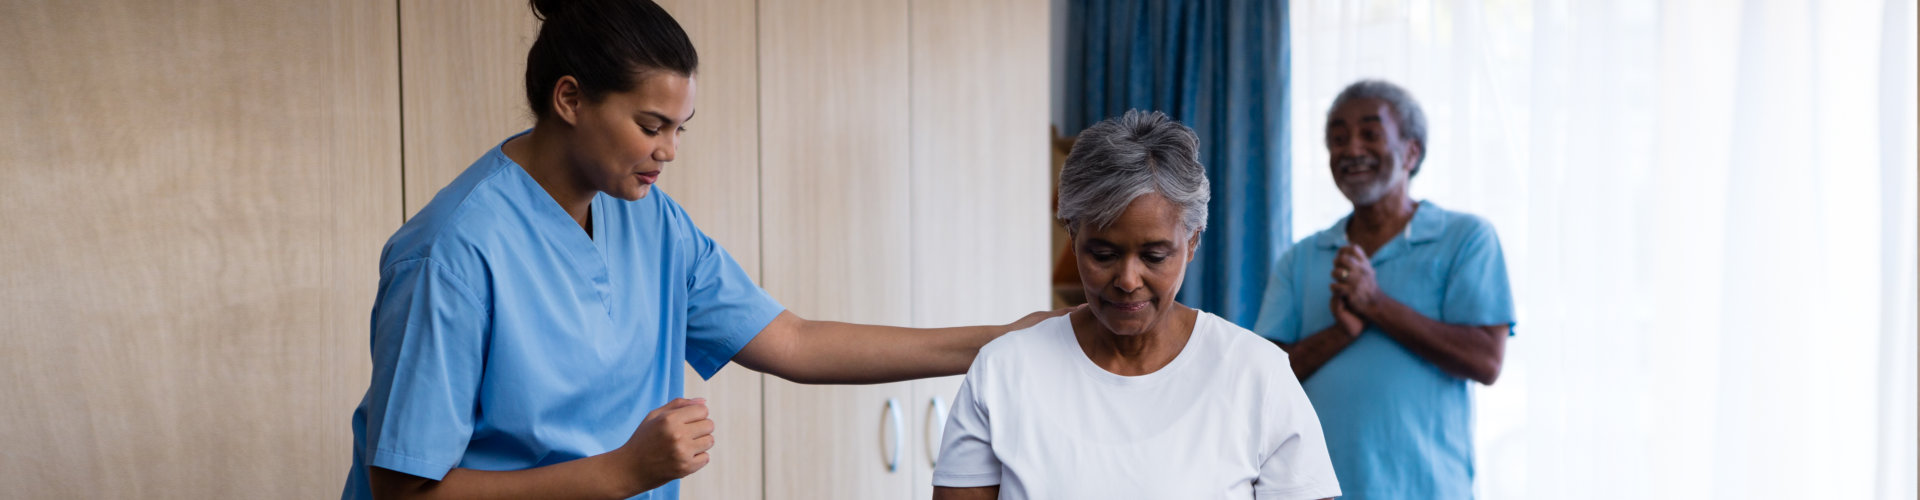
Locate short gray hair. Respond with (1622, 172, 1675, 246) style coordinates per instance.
(1057, 109, 1210, 235)
(1328, 79, 1428, 175)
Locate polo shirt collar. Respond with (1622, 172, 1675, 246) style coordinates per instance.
(1314, 200, 1446, 250)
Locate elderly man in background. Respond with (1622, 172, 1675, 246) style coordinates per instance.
(1253, 80, 1516, 500)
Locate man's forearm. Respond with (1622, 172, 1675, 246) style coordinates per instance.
(1274, 325, 1358, 382)
(1363, 298, 1506, 384)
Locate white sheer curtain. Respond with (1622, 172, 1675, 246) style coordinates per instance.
(1288, 0, 1917, 498)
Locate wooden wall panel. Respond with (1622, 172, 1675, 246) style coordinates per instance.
(0, 0, 401, 497)
(906, 0, 1055, 497)
(397, 1, 766, 498)
(398, 0, 538, 218)
(757, 0, 916, 497)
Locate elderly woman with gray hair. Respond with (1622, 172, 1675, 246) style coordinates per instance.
(930, 110, 1341, 500)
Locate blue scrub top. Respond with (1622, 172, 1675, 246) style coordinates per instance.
(342, 133, 785, 500)
(1252, 200, 1515, 500)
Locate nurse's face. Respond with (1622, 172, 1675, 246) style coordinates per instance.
(1073, 193, 1199, 337)
(565, 72, 698, 201)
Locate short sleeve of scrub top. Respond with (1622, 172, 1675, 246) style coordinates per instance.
(682, 222, 782, 378)
(356, 257, 491, 480)
(343, 133, 785, 500)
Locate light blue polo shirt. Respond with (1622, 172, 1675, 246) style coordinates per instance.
(342, 133, 785, 500)
(1252, 200, 1514, 500)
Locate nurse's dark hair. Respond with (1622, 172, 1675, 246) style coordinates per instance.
(524, 0, 698, 119)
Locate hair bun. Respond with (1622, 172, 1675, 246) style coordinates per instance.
(529, 0, 577, 21)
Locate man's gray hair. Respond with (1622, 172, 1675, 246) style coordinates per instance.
(1328, 79, 1429, 175)
(1057, 109, 1210, 235)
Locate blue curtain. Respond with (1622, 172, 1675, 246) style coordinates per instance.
(1064, 0, 1290, 327)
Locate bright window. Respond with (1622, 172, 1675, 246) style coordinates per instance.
(1290, 1, 1918, 498)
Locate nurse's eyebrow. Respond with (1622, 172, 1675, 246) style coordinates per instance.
(640, 109, 696, 126)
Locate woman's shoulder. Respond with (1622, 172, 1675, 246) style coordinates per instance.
(1192, 311, 1292, 370)
(976, 313, 1075, 364)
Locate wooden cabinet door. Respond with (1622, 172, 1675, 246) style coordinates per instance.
(906, 0, 1055, 498)
(0, 0, 400, 497)
(398, 0, 538, 219)
(757, 0, 916, 498)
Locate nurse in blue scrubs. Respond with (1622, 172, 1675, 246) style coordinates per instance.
(341, 1, 1066, 498)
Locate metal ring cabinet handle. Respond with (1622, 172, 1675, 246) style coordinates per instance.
(882, 398, 903, 472)
(926, 396, 950, 467)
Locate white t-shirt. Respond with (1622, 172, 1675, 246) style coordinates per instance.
(932, 312, 1341, 500)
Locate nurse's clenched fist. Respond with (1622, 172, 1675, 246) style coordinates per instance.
(615, 397, 716, 492)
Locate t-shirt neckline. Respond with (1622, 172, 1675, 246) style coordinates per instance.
(1062, 311, 1211, 387)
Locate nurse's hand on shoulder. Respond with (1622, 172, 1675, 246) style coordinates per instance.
(1003, 304, 1084, 334)
(615, 397, 715, 492)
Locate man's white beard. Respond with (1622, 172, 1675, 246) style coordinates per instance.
(1338, 153, 1402, 207)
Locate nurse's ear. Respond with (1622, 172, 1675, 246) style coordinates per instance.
(549, 75, 586, 127)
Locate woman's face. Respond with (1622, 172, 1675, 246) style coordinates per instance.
(563, 72, 698, 201)
(1074, 193, 1199, 337)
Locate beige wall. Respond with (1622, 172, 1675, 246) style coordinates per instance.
(0, 0, 1048, 498)
(0, 0, 400, 496)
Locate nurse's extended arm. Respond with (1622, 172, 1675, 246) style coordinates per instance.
(1331, 245, 1507, 385)
(733, 307, 1074, 384)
